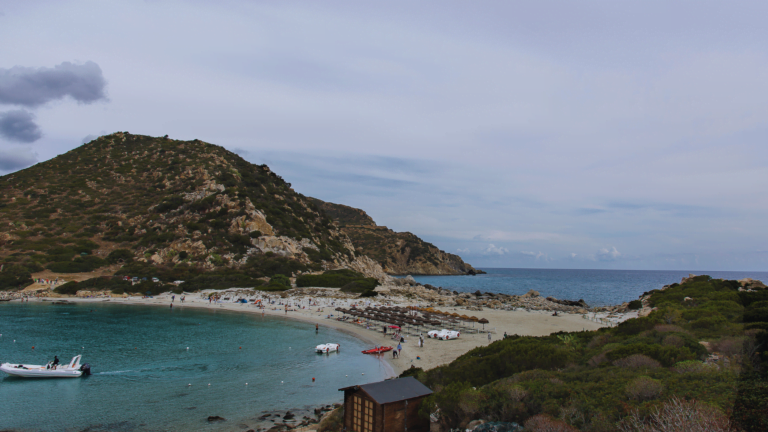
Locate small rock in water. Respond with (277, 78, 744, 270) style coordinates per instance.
(283, 411, 294, 420)
(207, 415, 225, 422)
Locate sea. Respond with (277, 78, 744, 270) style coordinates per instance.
(0, 302, 390, 432)
(406, 268, 768, 307)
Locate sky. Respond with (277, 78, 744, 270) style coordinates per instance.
(0, 1, 766, 271)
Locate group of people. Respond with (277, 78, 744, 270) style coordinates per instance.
(34, 278, 60, 286)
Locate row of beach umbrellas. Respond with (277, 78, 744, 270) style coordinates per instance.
(334, 305, 491, 330)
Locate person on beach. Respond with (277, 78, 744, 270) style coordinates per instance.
(393, 349, 398, 359)
(397, 342, 402, 356)
(488, 332, 491, 343)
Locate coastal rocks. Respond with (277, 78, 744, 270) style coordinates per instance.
(739, 278, 767, 290)
(546, 297, 589, 308)
(207, 415, 226, 422)
(522, 290, 540, 298)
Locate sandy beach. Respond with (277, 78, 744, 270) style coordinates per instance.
(22, 288, 608, 377)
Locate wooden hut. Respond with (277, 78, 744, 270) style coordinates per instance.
(339, 377, 433, 432)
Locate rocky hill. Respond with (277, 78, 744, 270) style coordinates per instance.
(0, 133, 477, 291)
(307, 198, 482, 275)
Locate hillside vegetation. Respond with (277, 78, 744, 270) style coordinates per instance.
(0, 133, 383, 291)
(403, 276, 768, 432)
(308, 198, 482, 275)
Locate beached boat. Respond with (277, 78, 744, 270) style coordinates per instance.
(0, 355, 90, 378)
(316, 343, 340, 354)
(362, 346, 393, 354)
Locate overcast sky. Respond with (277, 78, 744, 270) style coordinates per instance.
(1, 1, 766, 271)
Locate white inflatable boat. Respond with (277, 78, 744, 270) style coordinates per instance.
(315, 343, 340, 354)
(0, 355, 91, 378)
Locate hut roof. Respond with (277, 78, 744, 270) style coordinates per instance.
(339, 377, 433, 404)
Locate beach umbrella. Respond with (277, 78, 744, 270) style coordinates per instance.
(478, 318, 489, 330)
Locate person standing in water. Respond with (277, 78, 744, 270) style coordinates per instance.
(315, 323, 319, 333)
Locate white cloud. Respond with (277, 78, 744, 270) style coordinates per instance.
(521, 251, 550, 261)
(456, 248, 469, 254)
(597, 246, 622, 261)
(482, 244, 509, 255)
(473, 231, 563, 242)
(570, 253, 577, 258)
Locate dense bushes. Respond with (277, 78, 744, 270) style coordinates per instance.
(106, 249, 134, 264)
(55, 277, 132, 295)
(46, 255, 106, 273)
(296, 269, 367, 288)
(180, 274, 265, 291)
(340, 278, 380, 293)
(411, 276, 768, 431)
(0, 263, 39, 290)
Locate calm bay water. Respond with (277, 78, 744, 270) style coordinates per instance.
(0, 302, 389, 432)
(408, 268, 768, 306)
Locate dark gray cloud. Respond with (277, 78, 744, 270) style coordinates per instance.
(0, 110, 42, 143)
(0, 61, 107, 107)
(0, 148, 37, 171)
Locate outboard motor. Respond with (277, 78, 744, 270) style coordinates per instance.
(79, 363, 91, 376)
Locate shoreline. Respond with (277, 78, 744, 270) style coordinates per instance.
(14, 289, 609, 376)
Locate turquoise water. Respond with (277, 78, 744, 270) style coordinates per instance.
(408, 268, 768, 306)
(0, 302, 389, 431)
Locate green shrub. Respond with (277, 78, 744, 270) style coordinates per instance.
(269, 274, 291, 288)
(154, 196, 185, 213)
(744, 307, 768, 323)
(106, 249, 134, 264)
(340, 278, 380, 293)
(359, 289, 379, 297)
(54, 277, 132, 295)
(628, 300, 642, 310)
(296, 269, 366, 288)
(690, 314, 727, 330)
(46, 255, 106, 273)
(605, 343, 696, 367)
(616, 317, 656, 335)
(625, 376, 664, 401)
(745, 322, 768, 331)
(0, 264, 35, 291)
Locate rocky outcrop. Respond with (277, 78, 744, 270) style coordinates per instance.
(308, 199, 482, 276)
(739, 278, 767, 290)
(340, 255, 393, 283)
(251, 236, 318, 263)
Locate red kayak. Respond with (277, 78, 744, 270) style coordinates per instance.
(362, 346, 393, 354)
